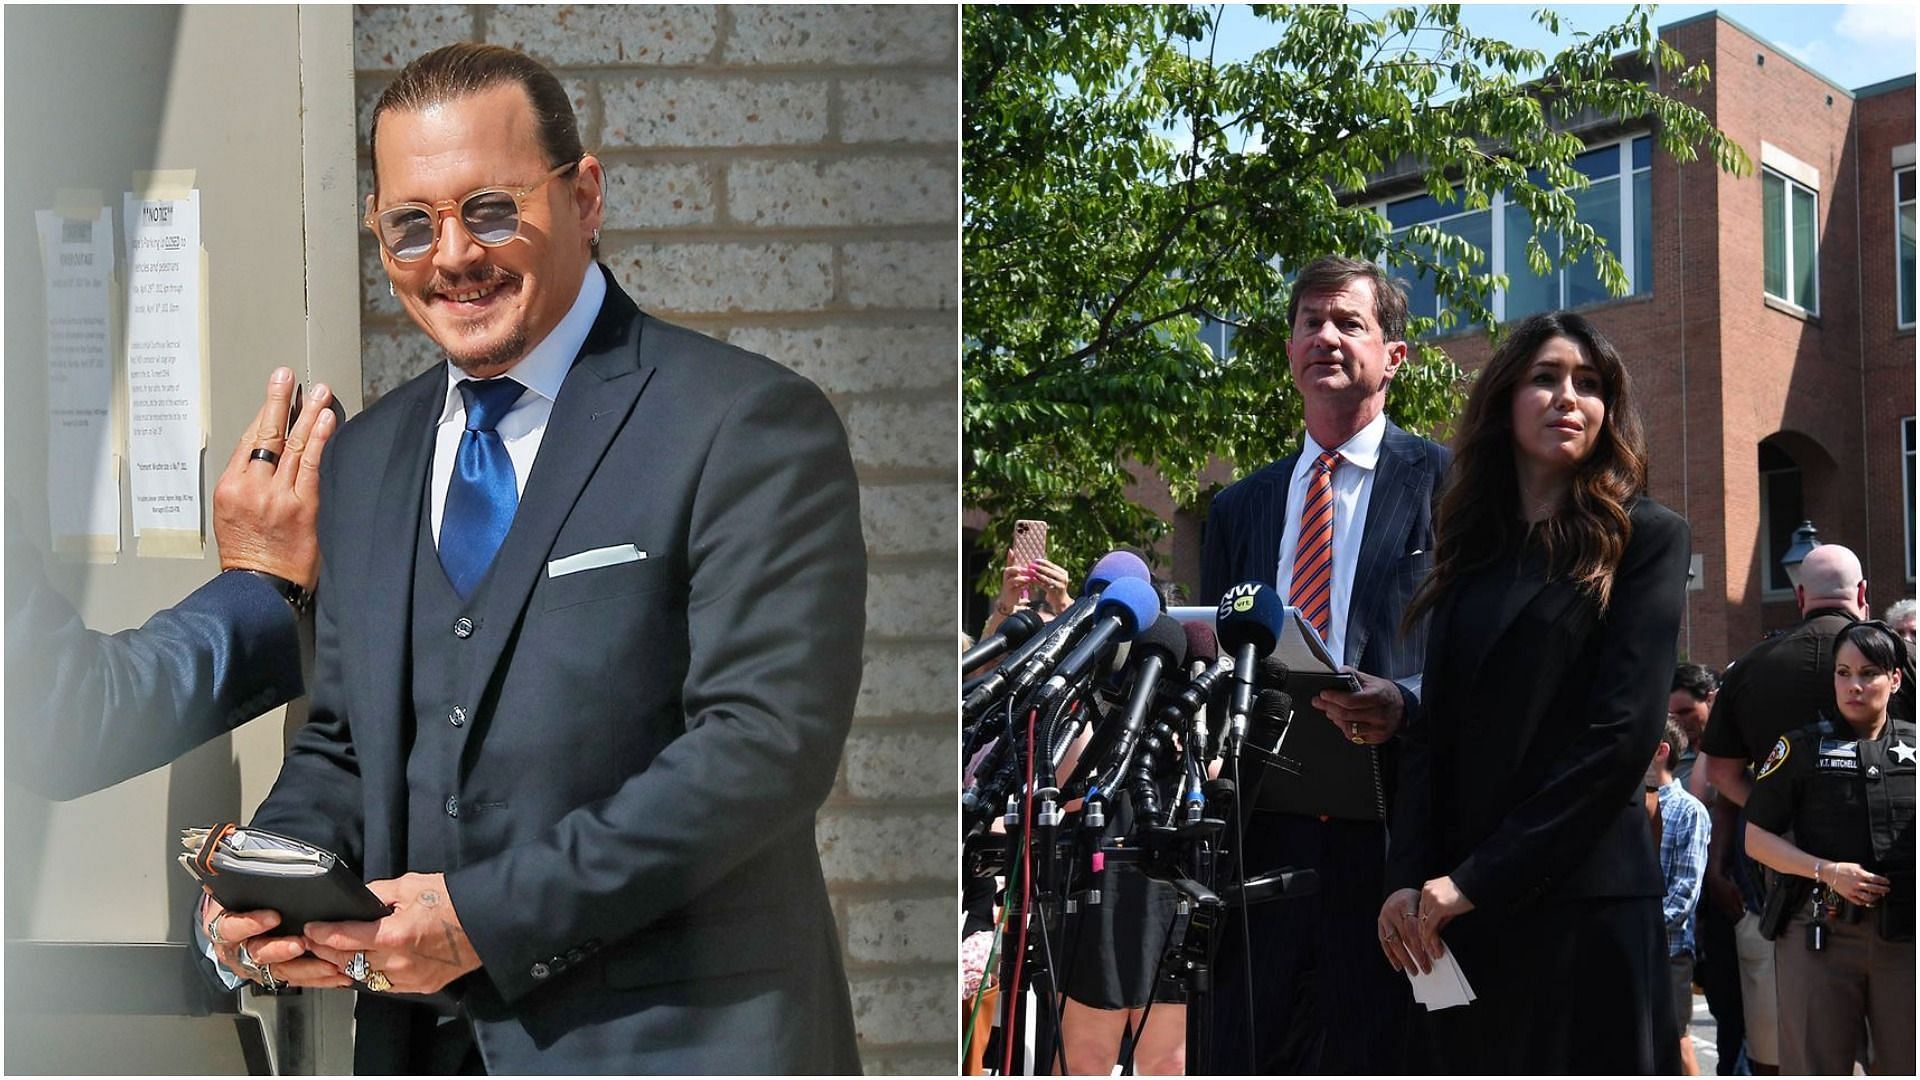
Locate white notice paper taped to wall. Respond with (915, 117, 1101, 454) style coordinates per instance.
(122, 181, 206, 556)
(36, 203, 121, 559)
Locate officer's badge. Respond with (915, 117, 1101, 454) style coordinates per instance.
(1757, 737, 1790, 779)
(1892, 739, 1917, 766)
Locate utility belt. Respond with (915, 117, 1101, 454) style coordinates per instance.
(1760, 874, 1914, 945)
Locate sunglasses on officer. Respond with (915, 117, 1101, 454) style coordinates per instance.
(364, 159, 580, 263)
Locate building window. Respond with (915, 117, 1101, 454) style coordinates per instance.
(1197, 315, 1239, 360)
(1905, 416, 1915, 581)
(1384, 134, 1653, 329)
(1759, 442, 1804, 597)
(1763, 168, 1819, 313)
(1898, 167, 1915, 329)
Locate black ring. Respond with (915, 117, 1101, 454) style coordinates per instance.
(249, 448, 281, 466)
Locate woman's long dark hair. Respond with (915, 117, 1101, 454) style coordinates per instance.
(1405, 311, 1647, 628)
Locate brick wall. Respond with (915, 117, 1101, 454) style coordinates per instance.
(1853, 83, 1918, 611)
(352, 6, 957, 1071)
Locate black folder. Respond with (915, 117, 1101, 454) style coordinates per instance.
(179, 823, 390, 934)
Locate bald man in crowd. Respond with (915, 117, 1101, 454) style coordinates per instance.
(1700, 544, 1911, 805)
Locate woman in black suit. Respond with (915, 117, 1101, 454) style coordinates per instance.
(1374, 311, 1691, 1072)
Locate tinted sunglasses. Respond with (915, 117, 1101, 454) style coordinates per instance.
(365, 160, 579, 262)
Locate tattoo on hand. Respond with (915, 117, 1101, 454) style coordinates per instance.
(422, 921, 466, 967)
(419, 890, 441, 908)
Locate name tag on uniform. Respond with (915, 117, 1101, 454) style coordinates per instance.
(1817, 738, 1859, 773)
(546, 544, 646, 578)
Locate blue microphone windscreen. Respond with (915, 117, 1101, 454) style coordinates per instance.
(1215, 581, 1284, 656)
(1082, 550, 1151, 595)
(1096, 576, 1162, 638)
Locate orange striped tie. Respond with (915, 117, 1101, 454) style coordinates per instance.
(1292, 450, 1341, 640)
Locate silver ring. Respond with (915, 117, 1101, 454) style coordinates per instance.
(257, 963, 283, 992)
(236, 943, 260, 972)
(207, 910, 229, 946)
(344, 951, 370, 982)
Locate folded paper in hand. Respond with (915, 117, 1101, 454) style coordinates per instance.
(1406, 943, 1477, 1010)
(178, 823, 389, 934)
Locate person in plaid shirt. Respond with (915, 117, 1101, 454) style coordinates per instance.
(1651, 718, 1713, 1074)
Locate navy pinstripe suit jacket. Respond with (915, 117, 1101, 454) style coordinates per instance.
(1200, 419, 1449, 699)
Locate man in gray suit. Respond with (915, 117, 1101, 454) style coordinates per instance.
(201, 43, 864, 1073)
(7, 370, 336, 799)
(1200, 255, 1449, 1073)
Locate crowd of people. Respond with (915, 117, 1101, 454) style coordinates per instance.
(962, 256, 1915, 1076)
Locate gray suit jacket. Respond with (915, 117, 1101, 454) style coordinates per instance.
(248, 267, 866, 1073)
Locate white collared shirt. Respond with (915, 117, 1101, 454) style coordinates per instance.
(1273, 411, 1388, 666)
(428, 264, 606, 545)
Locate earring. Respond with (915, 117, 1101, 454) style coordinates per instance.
(592, 228, 601, 246)
(388, 282, 395, 297)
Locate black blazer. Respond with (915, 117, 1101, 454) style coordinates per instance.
(1201, 420, 1449, 693)
(248, 267, 866, 1073)
(5, 505, 304, 800)
(1386, 497, 1690, 912)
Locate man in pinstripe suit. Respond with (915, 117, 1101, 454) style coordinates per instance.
(1200, 255, 1450, 1074)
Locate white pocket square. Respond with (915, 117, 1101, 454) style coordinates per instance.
(547, 544, 647, 578)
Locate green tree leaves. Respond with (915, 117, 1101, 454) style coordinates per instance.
(964, 4, 1749, 586)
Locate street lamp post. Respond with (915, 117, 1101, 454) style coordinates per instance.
(1781, 519, 1820, 589)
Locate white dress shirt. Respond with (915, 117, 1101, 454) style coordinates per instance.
(1273, 410, 1388, 667)
(429, 263, 606, 546)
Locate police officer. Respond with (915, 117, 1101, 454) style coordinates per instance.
(1745, 620, 1915, 1075)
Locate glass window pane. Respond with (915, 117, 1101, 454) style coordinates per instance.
(1634, 169, 1653, 296)
(1899, 168, 1916, 203)
(1764, 466, 1804, 593)
(1763, 173, 1787, 300)
(1572, 143, 1620, 181)
(1438, 210, 1492, 323)
(1393, 230, 1439, 323)
(1633, 135, 1652, 171)
(1792, 184, 1818, 310)
(1567, 178, 1621, 308)
(1388, 190, 1458, 229)
(1503, 200, 1559, 319)
(1901, 199, 1916, 326)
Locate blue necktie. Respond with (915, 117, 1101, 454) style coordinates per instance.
(439, 378, 524, 598)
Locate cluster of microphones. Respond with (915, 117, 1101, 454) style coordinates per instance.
(960, 551, 1298, 847)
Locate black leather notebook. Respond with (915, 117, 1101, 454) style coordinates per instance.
(179, 823, 390, 933)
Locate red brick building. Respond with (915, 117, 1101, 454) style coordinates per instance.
(1395, 13, 1916, 669)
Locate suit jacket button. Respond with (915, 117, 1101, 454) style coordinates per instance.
(445, 795, 459, 818)
(529, 961, 549, 980)
(449, 705, 466, 727)
(453, 617, 474, 638)
(566, 948, 585, 965)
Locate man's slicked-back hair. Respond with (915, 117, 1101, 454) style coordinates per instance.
(1287, 255, 1410, 343)
(369, 42, 583, 198)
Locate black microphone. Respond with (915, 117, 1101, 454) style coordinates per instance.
(960, 608, 1044, 672)
(1215, 582, 1285, 752)
(1032, 577, 1161, 708)
(960, 550, 1150, 721)
(1219, 867, 1320, 907)
(1085, 614, 1187, 801)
